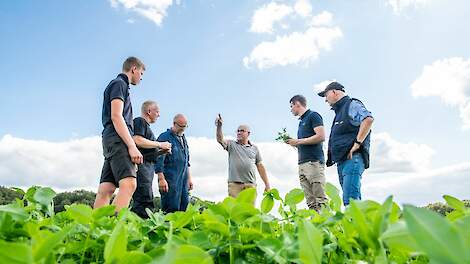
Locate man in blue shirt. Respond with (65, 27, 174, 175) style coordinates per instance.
(94, 57, 145, 213)
(155, 114, 193, 213)
(318, 82, 374, 206)
(287, 95, 327, 212)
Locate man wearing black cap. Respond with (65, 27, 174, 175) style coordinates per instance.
(318, 82, 374, 206)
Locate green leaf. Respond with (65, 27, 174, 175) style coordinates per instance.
(284, 188, 304, 206)
(0, 240, 33, 264)
(33, 187, 56, 207)
(270, 189, 282, 201)
(403, 205, 470, 264)
(257, 239, 287, 264)
(381, 220, 419, 253)
(261, 194, 274, 214)
(120, 251, 152, 264)
(104, 221, 127, 263)
(92, 205, 116, 220)
(231, 203, 258, 223)
(325, 183, 342, 212)
(443, 195, 467, 212)
(66, 204, 93, 224)
(236, 187, 257, 204)
(348, 200, 377, 250)
(33, 225, 72, 261)
(157, 245, 213, 264)
(298, 220, 323, 264)
(0, 204, 28, 222)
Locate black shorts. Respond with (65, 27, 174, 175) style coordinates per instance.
(100, 137, 137, 186)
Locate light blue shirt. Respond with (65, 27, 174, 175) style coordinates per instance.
(349, 100, 372, 126)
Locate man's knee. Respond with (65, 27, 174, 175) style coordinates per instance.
(97, 183, 116, 197)
(119, 177, 137, 193)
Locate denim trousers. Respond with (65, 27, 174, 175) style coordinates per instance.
(337, 153, 365, 206)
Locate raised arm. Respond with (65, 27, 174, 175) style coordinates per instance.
(215, 114, 228, 149)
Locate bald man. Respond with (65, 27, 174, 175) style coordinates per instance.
(215, 114, 271, 198)
(155, 114, 193, 213)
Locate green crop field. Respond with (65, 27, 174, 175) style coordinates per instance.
(0, 184, 469, 264)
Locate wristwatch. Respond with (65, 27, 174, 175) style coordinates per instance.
(354, 139, 362, 145)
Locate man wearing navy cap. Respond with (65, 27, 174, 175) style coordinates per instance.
(318, 82, 374, 206)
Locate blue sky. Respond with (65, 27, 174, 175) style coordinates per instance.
(1, 0, 469, 204)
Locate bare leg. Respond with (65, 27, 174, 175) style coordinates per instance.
(94, 182, 116, 209)
(112, 177, 137, 212)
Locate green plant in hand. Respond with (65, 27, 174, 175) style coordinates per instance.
(275, 128, 291, 143)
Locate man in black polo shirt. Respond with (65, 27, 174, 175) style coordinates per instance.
(131, 100, 171, 218)
(93, 57, 146, 213)
(287, 95, 327, 212)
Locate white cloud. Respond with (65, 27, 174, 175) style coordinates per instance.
(294, 0, 312, 18)
(386, 0, 427, 15)
(245, 1, 342, 70)
(411, 57, 470, 129)
(109, 0, 177, 26)
(310, 11, 333, 27)
(369, 132, 435, 173)
(249, 2, 293, 34)
(1, 133, 466, 206)
(243, 26, 342, 69)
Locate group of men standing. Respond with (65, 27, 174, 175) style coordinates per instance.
(92, 56, 374, 217)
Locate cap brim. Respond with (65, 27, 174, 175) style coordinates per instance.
(317, 90, 327, 97)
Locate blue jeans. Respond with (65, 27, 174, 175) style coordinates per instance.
(337, 153, 365, 206)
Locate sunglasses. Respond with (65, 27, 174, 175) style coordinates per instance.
(237, 129, 249, 133)
(175, 123, 188, 128)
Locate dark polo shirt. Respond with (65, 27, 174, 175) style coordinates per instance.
(133, 117, 158, 162)
(102, 74, 134, 140)
(297, 109, 325, 164)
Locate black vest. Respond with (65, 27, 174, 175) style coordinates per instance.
(327, 96, 371, 169)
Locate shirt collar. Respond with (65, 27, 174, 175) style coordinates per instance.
(299, 109, 311, 120)
(117, 73, 130, 86)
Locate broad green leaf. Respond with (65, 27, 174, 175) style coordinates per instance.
(404, 205, 470, 264)
(348, 200, 377, 250)
(0, 240, 33, 264)
(284, 188, 304, 206)
(231, 203, 258, 223)
(33, 225, 72, 261)
(0, 204, 28, 222)
(203, 221, 229, 236)
(66, 204, 93, 224)
(104, 221, 127, 263)
(33, 187, 56, 207)
(257, 238, 287, 264)
(236, 188, 257, 204)
(381, 220, 419, 253)
(373, 196, 393, 238)
(157, 245, 213, 264)
(188, 231, 212, 249)
(171, 210, 196, 229)
(120, 251, 152, 264)
(455, 215, 470, 249)
(298, 220, 323, 264)
(270, 188, 282, 201)
(92, 205, 116, 220)
(325, 183, 342, 212)
(261, 194, 274, 214)
(239, 227, 264, 243)
(443, 195, 467, 212)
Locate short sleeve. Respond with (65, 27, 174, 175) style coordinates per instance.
(349, 100, 373, 126)
(225, 139, 234, 152)
(133, 118, 146, 137)
(255, 146, 262, 164)
(108, 80, 127, 102)
(309, 112, 324, 129)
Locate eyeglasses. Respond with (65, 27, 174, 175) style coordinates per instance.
(175, 123, 188, 128)
(237, 129, 249, 133)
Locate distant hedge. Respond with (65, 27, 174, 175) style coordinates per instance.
(0, 186, 213, 213)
